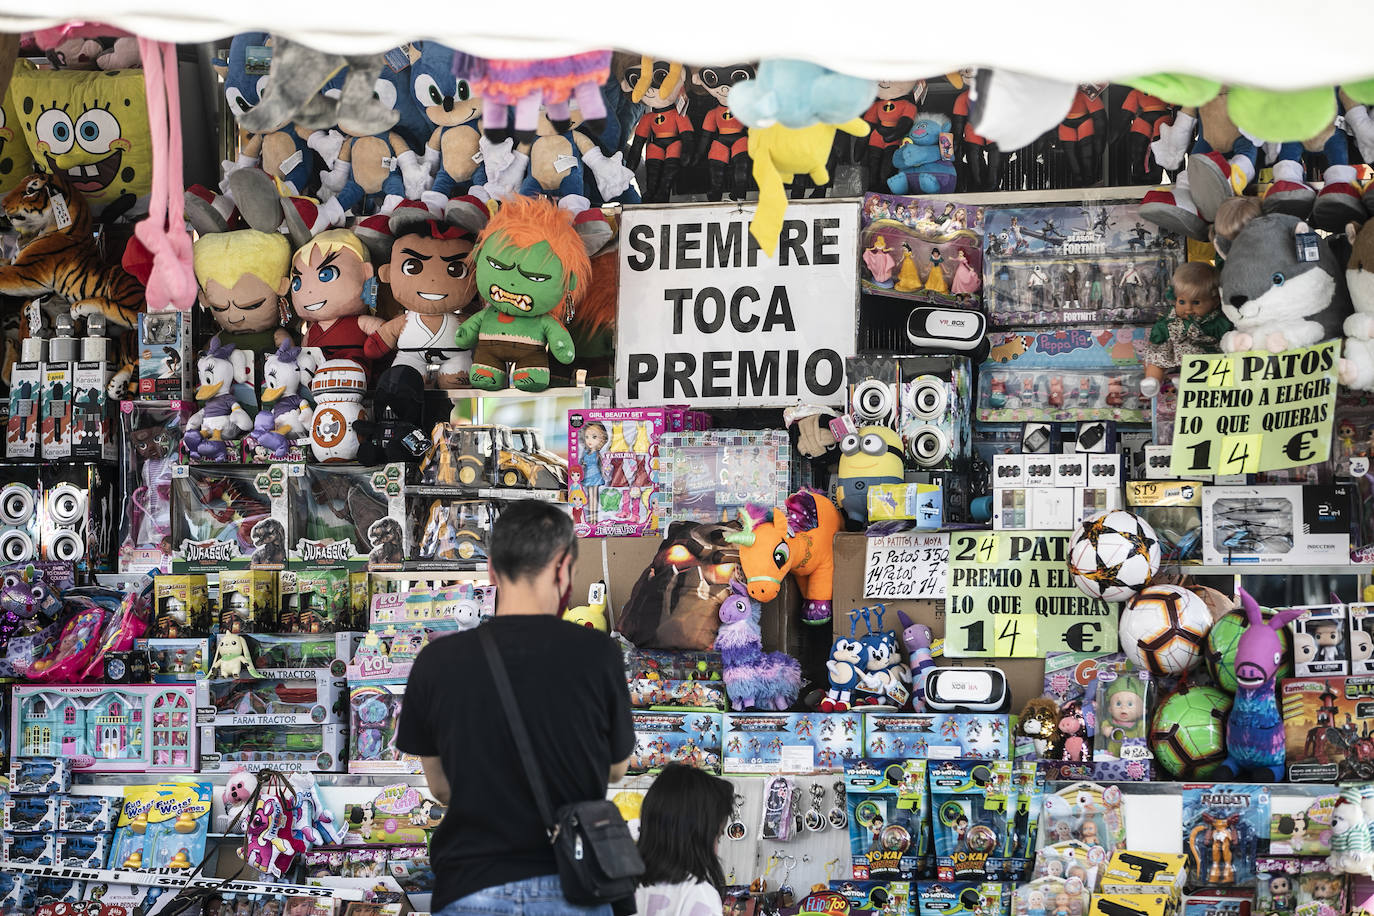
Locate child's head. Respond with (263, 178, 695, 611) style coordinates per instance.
(1171, 262, 1220, 319)
(1211, 196, 1261, 257)
(637, 763, 733, 890)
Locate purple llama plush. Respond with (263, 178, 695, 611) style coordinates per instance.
(715, 579, 802, 711)
(1220, 589, 1304, 781)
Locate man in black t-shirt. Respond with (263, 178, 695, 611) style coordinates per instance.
(398, 502, 634, 916)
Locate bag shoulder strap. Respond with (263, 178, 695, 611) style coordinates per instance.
(479, 625, 557, 838)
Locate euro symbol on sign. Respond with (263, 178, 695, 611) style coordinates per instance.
(1283, 429, 1317, 464)
(1064, 621, 1102, 653)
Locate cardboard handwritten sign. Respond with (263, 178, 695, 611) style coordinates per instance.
(862, 533, 950, 599)
(945, 531, 1115, 658)
(1170, 341, 1338, 476)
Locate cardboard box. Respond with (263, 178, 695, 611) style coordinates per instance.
(39, 361, 72, 460)
(5, 360, 41, 458)
(992, 454, 1025, 488)
(136, 311, 190, 400)
(1127, 479, 1204, 565)
(1281, 675, 1374, 781)
(722, 712, 863, 773)
(197, 671, 348, 725)
(862, 713, 1009, 760)
(629, 711, 722, 774)
(1202, 485, 1353, 567)
(71, 360, 114, 461)
(198, 721, 346, 772)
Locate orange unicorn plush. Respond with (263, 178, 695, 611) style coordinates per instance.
(725, 488, 843, 625)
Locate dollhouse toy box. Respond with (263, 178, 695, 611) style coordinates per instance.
(12, 685, 196, 773)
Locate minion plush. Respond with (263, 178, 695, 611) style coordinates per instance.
(835, 425, 905, 526)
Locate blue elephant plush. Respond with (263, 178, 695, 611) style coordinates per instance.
(887, 114, 957, 195)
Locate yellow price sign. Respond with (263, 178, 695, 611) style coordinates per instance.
(1206, 357, 1236, 388)
(1217, 433, 1263, 475)
(993, 612, 1039, 657)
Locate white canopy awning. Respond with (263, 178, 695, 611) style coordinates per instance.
(0, 0, 1368, 91)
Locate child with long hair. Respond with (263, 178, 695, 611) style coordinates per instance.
(635, 764, 734, 916)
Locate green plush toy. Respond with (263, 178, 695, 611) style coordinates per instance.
(455, 195, 590, 392)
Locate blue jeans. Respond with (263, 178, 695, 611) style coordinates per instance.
(437, 875, 613, 916)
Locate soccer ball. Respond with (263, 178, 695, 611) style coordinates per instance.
(1149, 683, 1232, 778)
(1119, 584, 1213, 675)
(1205, 608, 1293, 694)
(1067, 510, 1162, 603)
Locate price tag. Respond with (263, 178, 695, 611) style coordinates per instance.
(993, 613, 1039, 657)
(1205, 356, 1234, 388)
(944, 611, 994, 658)
(50, 193, 72, 230)
(277, 150, 304, 178)
(1218, 433, 1262, 475)
(1296, 231, 1321, 262)
(553, 154, 579, 174)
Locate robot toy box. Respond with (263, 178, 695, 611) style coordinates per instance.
(864, 714, 1010, 760)
(12, 685, 197, 773)
(1182, 784, 1269, 891)
(289, 463, 407, 570)
(927, 758, 1018, 883)
(859, 194, 986, 307)
(845, 757, 929, 881)
(568, 407, 683, 538)
(199, 721, 346, 773)
(1280, 674, 1374, 782)
(982, 203, 1181, 328)
(723, 712, 864, 773)
(628, 711, 722, 774)
(655, 430, 792, 528)
(170, 464, 285, 573)
(978, 328, 1150, 425)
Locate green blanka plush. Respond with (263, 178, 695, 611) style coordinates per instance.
(455, 195, 592, 391)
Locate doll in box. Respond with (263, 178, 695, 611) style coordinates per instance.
(1138, 262, 1228, 398)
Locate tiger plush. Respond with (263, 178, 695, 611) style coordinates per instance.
(0, 171, 144, 328)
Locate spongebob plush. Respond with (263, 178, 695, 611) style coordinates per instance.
(0, 80, 34, 196)
(10, 60, 151, 217)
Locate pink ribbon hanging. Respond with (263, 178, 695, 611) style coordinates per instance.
(128, 37, 196, 312)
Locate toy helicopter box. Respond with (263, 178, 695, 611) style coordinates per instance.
(1201, 485, 1353, 567)
(863, 713, 1010, 760)
(628, 711, 722, 774)
(981, 202, 1182, 328)
(1280, 674, 1374, 782)
(722, 712, 865, 774)
(287, 463, 407, 571)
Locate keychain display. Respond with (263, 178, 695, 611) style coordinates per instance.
(761, 775, 796, 842)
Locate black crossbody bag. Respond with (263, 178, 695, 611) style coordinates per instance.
(479, 626, 644, 905)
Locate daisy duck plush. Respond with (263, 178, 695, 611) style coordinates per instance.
(251, 342, 317, 458)
(184, 336, 255, 460)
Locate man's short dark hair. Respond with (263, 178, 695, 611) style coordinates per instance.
(489, 501, 576, 583)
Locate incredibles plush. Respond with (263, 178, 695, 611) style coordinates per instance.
(729, 60, 875, 256)
(10, 59, 152, 217)
(859, 79, 921, 191)
(691, 64, 755, 201)
(623, 58, 692, 203)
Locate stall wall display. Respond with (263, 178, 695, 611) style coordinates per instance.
(982, 203, 1181, 327)
(655, 430, 792, 527)
(859, 194, 985, 305)
(616, 200, 859, 408)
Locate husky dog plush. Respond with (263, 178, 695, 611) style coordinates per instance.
(1341, 220, 1374, 389)
(1218, 212, 1350, 354)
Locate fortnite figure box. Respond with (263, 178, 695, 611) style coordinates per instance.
(723, 712, 864, 773)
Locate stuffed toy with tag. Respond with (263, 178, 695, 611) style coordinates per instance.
(623, 58, 692, 203)
(1118, 88, 1175, 185)
(290, 228, 385, 372)
(412, 40, 483, 208)
(1218, 209, 1351, 354)
(0, 77, 35, 197)
(1261, 88, 1364, 231)
(184, 335, 255, 460)
(10, 60, 152, 219)
(0, 171, 144, 328)
(455, 195, 588, 391)
(691, 64, 755, 201)
(859, 79, 922, 191)
(521, 86, 637, 207)
(728, 60, 874, 256)
(887, 113, 958, 195)
(251, 341, 317, 459)
(1340, 220, 1374, 389)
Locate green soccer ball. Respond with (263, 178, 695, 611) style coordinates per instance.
(1205, 608, 1293, 693)
(1149, 683, 1233, 778)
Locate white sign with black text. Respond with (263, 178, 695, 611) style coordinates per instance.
(863, 532, 950, 600)
(616, 200, 860, 408)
